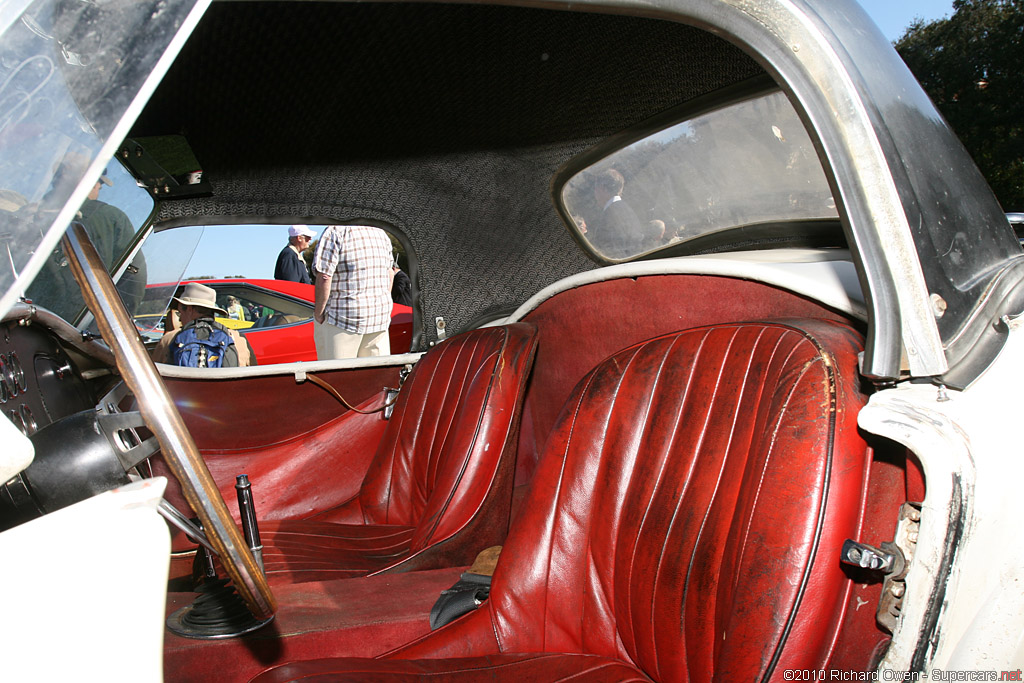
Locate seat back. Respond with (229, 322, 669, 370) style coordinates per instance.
(358, 323, 538, 558)
(482, 320, 871, 679)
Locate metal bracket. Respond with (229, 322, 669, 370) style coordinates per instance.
(383, 387, 400, 420)
(877, 502, 920, 632)
(840, 539, 904, 574)
(840, 501, 919, 633)
(382, 364, 414, 420)
(435, 316, 447, 341)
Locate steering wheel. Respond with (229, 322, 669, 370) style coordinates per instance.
(63, 223, 276, 620)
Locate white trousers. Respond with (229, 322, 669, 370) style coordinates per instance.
(314, 321, 390, 360)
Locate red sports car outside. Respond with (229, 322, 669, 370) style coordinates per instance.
(138, 278, 413, 365)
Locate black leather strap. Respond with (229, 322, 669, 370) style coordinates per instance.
(429, 572, 491, 630)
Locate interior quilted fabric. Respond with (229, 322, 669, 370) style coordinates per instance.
(133, 2, 765, 344)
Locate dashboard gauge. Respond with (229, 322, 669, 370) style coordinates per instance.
(19, 405, 36, 435)
(1, 353, 16, 398)
(8, 352, 25, 393)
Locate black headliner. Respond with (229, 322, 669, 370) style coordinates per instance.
(134, 2, 760, 168)
(134, 1, 765, 344)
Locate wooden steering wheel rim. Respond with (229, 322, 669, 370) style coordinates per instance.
(63, 223, 276, 620)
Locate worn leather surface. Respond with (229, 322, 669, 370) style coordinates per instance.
(254, 654, 653, 682)
(155, 366, 396, 554)
(165, 366, 400, 450)
(515, 274, 857, 488)
(252, 319, 875, 681)
(156, 408, 387, 521)
(259, 323, 539, 583)
(165, 566, 468, 683)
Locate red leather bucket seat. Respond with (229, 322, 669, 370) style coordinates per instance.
(258, 323, 538, 584)
(254, 319, 878, 681)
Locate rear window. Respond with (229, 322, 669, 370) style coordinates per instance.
(560, 90, 837, 261)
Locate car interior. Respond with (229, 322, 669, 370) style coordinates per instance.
(0, 1, 933, 680)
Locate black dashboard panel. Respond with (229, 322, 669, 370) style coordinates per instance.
(0, 321, 97, 437)
(0, 319, 106, 530)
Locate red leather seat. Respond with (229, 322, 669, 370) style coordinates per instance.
(258, 323, 538, 583)
(253, 320, 878, 681)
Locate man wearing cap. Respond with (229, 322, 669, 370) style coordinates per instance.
(151, 282, 256, 367)
(274, 225, 316, 284)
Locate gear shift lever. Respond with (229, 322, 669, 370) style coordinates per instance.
(234, 474, 264, 573)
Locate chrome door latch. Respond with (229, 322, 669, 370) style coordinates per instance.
(840, 501, 920, 633)
(840, 539, 904, 574)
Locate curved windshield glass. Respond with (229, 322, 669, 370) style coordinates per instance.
(0, 0, 202, 319)
(561, 90, 837, 260)
(26, 160, 155, 323)
(84, 222, 204, 339)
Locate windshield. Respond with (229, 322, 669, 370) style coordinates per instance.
(561, 90, 838, 261)
(25, 160, 157, 323)
(0, 0, 204, 319)
(77, 220, 203, 338)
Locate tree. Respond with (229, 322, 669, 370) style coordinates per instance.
(896, 0, 1024, 210)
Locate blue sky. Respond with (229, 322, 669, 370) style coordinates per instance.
(174, 224, 292, 282)
(857, 0, 953, 41)
(166, 1, 957, 282)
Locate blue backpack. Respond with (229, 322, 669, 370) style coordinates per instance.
(170, 320, 237, 368)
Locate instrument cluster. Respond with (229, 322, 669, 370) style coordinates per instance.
(0, 319, 107, 531)
(0, 321, 99, 438)
(0, 350, 35, 435)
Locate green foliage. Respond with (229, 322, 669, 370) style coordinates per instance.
(896, 0, 1024, 210)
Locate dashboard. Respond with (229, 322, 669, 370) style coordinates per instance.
(0, 346, 30, 433)
(0, 318, 99, 435)
(0, 308, 116, 530)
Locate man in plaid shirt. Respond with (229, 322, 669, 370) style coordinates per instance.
(312, 225, 394, 359)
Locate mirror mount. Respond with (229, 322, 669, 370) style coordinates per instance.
(117, 136, 213, 200)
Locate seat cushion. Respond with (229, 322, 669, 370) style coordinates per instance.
(258, 323, 539, 584)
(253, 653, 652, 682)
(471, 320, 871, 679)
(260, 521, 416, 582)
(252, 319, 874, 681)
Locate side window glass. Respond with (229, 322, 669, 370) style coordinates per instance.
(559, 90, 837, 261)
(210, 285, 312, 331)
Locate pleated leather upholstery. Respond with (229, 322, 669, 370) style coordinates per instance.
(255, 654, 653, 682)
(253, 319, 872, 681)
(260, 323, 538, 583)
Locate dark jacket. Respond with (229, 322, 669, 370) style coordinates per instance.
(392, 269, 413, 306)
(275, 245, 311, 284)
